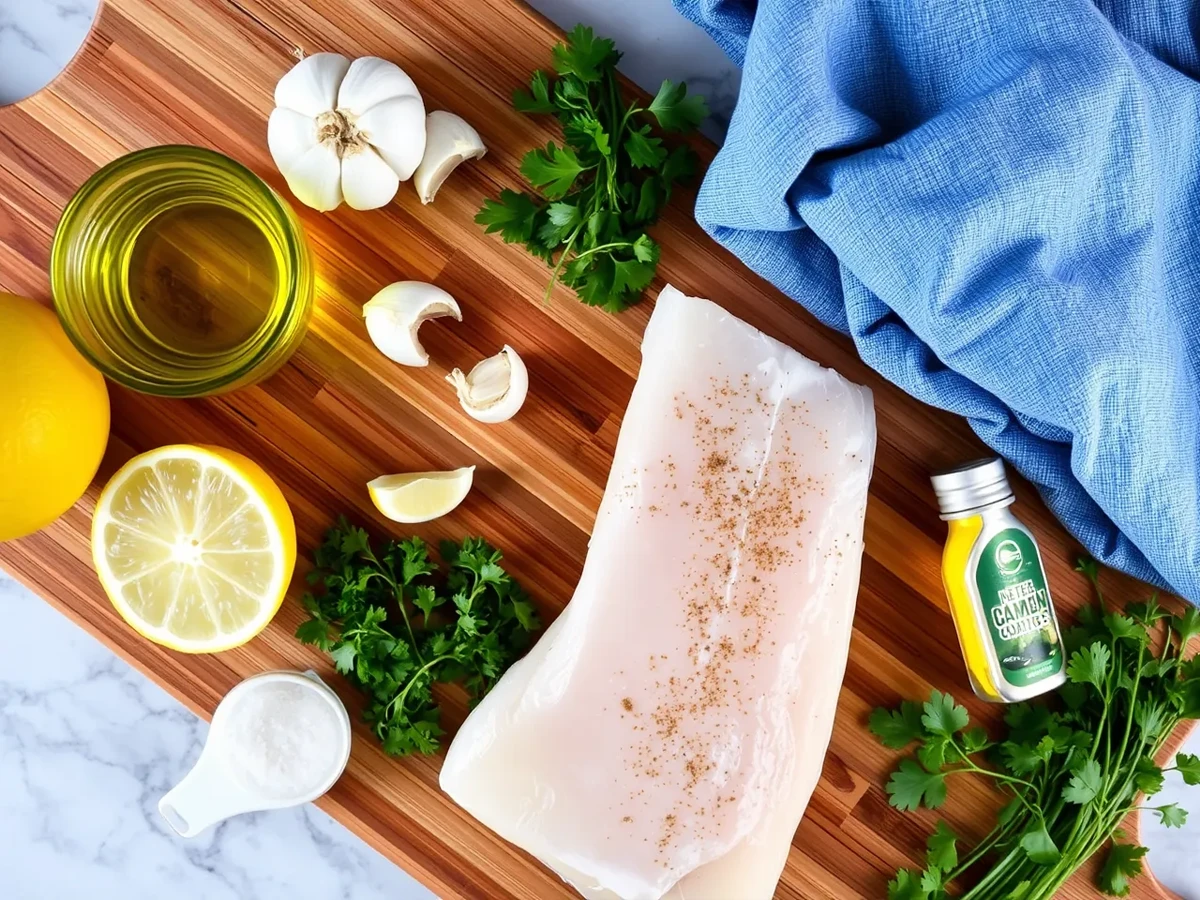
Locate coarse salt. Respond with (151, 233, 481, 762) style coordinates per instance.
(220, 680, 345, 800)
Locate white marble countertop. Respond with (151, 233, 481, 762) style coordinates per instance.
(2, 1, 1198, 899)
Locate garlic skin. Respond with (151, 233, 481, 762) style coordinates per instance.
(413, 111, 487, 205)
(363, 282, 462, 367)
(268, 53, 426, 212)
(447, 346, 528, 423)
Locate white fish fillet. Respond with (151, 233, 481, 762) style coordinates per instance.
(441, 285, 876, 900)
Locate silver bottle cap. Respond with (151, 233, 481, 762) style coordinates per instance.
(930, 458, 1014, 518)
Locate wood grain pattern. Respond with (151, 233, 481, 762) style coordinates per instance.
(0, 1, 1188, 897)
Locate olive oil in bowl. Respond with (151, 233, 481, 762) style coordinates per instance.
(52, 146, 313, 397)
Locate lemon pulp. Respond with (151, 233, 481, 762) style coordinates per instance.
(93, 445, 296, 653)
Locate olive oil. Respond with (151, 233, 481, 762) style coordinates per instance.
(52, 146, 312, 397)
(931, 459, 1066, 703)
(125, 204, 280, 357)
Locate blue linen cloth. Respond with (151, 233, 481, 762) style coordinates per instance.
(673, 0, 1200, 602)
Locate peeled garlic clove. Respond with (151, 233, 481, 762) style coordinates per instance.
(363, 282, 462, 367)
(414, 111, 487, 205)
(446, 345, 528, 423)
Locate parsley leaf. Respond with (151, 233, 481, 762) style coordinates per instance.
(294, 615, 332, 651)
(1134, 756, 1165, 795)
(1099, 844, 1147, 896)
(887, 759, 948, 811)
(624, 124, 667, 169)
(869, 701, 927, 748)
(961, 726, 990, 753)
(648, 79, 709, 132)
(1063, 758, 1103, 805)
(551, 25, 617, 82)
(538, 201, 583, 247)
(1067, 641, 1112, 690)
(1153, 803, 1188, 828)
(476, 189, 542, 244)
(1175, 752, 1200, 785)
(1002, 736, 1054, 775)
(521, 142, 587, 199)
(922, 690, 969, 737)
(887, 869, 928, 900)
(1173, 607, 1200, 651)
(1104, 613, 1147, 643)
(926, 820, 958, 870)
(1127, 594, 1167, 626)
(513, 69, 558, 114)
(1020, 824, 1061, 865)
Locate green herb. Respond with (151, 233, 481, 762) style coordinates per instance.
(870, 557, 1200, 898)
(477, 24, 706, 313)
(296, 517, 539, 756)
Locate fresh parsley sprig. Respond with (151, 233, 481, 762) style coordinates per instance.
(872, 557, 1200, 899)
(296, 517, 539, 756)
(476, 24, 707, 313)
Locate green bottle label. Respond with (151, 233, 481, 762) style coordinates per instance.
(975, 528, 1063, 687)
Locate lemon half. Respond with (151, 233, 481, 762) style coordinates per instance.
(92, 445, 296, 653)
(368, 466, 475, 523)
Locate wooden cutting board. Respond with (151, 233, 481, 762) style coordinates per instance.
(0, 0, 1189, 897)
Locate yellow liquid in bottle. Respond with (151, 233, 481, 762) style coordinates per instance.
(941, 514, 1003, 701)
(124, 204, 279, 357)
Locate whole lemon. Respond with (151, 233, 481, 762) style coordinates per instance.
(1, 293, 110, 541)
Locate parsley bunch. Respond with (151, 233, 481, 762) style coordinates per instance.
(296, 518, 539, 756)
(873, 558, 1200, 899)
(476, 24, 707, 313)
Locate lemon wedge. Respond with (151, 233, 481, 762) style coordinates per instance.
(367, 466, 475, 523)
(92, 445, 296, 653)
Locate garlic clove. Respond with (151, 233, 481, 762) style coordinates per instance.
(413, 111, 487, 205)
(363, 282, 462, 367)
(356, 97, 428, 181)
(446, 345, 529, 423)
(267, 108, 319, 172)
(283, 142, 344, 212)
(274, 52, 351, 117)
(337, 57, 421, 116)
(340, 146, 401, 211)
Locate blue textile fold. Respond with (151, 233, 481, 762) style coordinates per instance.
(673, 0, 1200, 601)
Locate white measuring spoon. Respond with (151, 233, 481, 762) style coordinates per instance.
(159, 670, 352, 837)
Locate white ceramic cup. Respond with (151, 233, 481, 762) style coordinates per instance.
(159, 670, 352, 837)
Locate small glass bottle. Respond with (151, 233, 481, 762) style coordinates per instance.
(930, 458, 1066, 703)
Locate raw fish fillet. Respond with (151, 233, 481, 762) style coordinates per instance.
(441, 285, 876, 900)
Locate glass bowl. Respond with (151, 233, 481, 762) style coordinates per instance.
(51, 145, 313, 397)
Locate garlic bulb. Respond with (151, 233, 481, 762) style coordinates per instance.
(363, 282, 462, 367)
(446, 346, 528, 423)
(268, 53, 426, 211)
(413, 111, 487, 204)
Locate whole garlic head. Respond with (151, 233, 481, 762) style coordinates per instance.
(446, 346, 528, 423)
(363, 282, 462, 367)
(413, 111, 487, 205)
(268, 53, 426, 212)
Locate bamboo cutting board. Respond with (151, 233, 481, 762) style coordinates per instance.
(0, 1, 1188, 897)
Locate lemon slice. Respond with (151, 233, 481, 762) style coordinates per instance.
(367, 466, 475, 523)
(92, 445, 296, 653)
